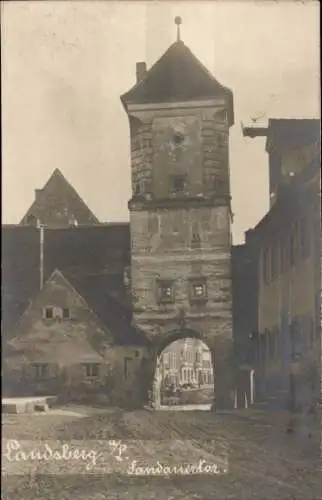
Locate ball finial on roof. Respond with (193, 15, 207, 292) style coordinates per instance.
(174, 16, 182, 41)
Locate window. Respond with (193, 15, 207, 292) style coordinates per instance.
(216, 132, 227, 148)
(26, 214, 37, 226)
(148, 215, 159, 234)
(191, 232, 201, 249)
(124, 357, 132, 379)
(44, 307, 54, 319)
(33, 363, 49, 379)
(171, 175, 185, 194)
(83, 363, 100, 378)
(280, 239, 286, 273)
(290, 224, 298, 266)
(213, 177, 225, 193)
(173, 131, 184, 146)
(170, 352, 176, 369)
(271, 243, 278, 280)
(163, 352, 169, 368)
(62, 308, 70, 319)
(157, 280, 175, 304)
(43, 307, 70, 320)
(262, 247, 270, 283)
(299, 218, 311, 260)
(189, 278, 208, 303)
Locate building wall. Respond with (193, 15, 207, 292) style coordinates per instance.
(160, 338, 214, 387)
(252, 158, 320, 411)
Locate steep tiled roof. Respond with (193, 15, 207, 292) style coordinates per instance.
(65, 273, 150, 347)
(1, 224, 149, 346)
(121, 40, 234, 125)
(20, 168, 100, 227)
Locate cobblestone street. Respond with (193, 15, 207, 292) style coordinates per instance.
(3, 407, 321, 499)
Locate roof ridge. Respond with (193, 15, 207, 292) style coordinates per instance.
(20, 168, 100, 225)
(121, 40, 234, 125)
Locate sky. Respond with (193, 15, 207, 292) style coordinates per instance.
(2, 0, 320, 243)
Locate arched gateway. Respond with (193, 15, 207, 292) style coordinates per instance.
(121, 20, 235, 411)
(152, 330, 215, 410)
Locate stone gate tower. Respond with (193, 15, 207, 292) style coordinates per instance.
(121, 20, 235, 409)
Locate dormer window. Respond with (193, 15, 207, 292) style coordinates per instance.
(69, 217, 78, 227)
(171, 175, 186, 194)
(25, 214, 38, 226)
(43, 307, 71, 320)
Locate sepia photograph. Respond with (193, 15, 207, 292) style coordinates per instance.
(1, 0, 321, 498)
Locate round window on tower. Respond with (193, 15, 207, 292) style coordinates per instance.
(173, 131, 184, 146)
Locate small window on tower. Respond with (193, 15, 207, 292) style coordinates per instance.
(171, 175, 186, 194)
(173, 131, 184, 146)
(157, 279, 175, 304)
(189, 278, 208, 304)
(216, 133, 227, 148)
(213, 177, 225, 193)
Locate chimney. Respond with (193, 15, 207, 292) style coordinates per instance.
(35, 189, 43, 202)
(136, 62, 147, 83)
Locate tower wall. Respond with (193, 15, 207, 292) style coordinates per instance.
(126, 100, 234, 408)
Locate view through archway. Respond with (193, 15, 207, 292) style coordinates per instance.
(155, 337, 214, 410)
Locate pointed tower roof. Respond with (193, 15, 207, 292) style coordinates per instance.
(20, 168, 100, 227)
(121, 36, 234, 125)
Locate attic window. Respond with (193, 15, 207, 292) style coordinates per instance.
(25, 214, 37, 226)
(69, 218, 78, 227)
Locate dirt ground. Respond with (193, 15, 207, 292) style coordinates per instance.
(2, 406, 322, 499)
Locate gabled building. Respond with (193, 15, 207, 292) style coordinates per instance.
(20, 168, 100, 228)
(3, 269, 150, 405)
(2, 222, 131, 339)
(4, 20, 238, 410)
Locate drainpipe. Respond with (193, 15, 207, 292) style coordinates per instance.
(37, 219, 44, 289)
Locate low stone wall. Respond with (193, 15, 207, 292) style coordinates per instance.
(2, 396, 57, 414)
